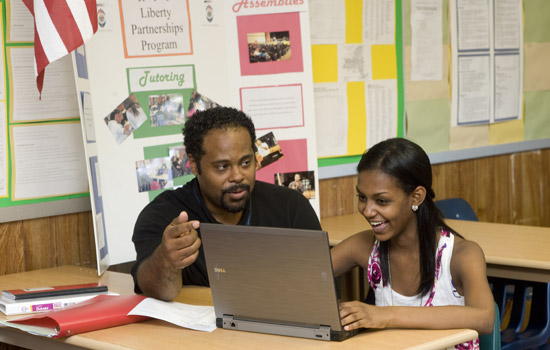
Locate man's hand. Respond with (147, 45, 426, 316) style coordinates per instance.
(160, 211, 201, 270)
(136, 211, 201, 301)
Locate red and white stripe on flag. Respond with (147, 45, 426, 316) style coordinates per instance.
(22, 0, 98, 97)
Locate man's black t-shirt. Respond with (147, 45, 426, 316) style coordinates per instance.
(130, 178, 321, 293)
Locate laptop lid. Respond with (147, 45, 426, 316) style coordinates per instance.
(200, 223, 354, 341)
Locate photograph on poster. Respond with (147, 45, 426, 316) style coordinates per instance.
(247, 31, 291, 63)
(148, 93, 185, 127)
(255, 138, 308, 184)
(103, 94, 147, 144)
(186, 91, 219, 118)
(254, 132, 283, 169)
(119, 94, 147, 130)
(135, 157, 174, 193)
(274, 170, 316, 199)
(168, 146, 192, 179)
(237, 12, 303, 75)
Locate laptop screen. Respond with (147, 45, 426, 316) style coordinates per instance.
(200, 223, 343, 333)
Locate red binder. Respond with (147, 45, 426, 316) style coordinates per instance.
(1, 294, 149, 337)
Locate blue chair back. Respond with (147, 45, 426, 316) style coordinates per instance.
(435, 197, 478, 221)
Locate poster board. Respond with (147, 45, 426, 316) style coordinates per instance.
(74, 0, 320, 272)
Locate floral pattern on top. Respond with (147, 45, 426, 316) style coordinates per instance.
(365, 229, 480, 350)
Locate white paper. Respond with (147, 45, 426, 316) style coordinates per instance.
(0, 15, 6, 100)
(8, 0, 34, 42)
(494, 54, 520, 121)
(95, 212, 107, 259)
(128, 298, 216, 332)
(494, 0, 521, 50)
(10, 48, 79, 122)
(308, 0, 346, 44)
(119, 0, 192, 57)
(0, 102, 6, 197)
(313, 83, 348, 158)
(364, 0, 395, 44)
(94, 161, 103, 198)
(82, 92, 96, 142)
(411, 0, 443, 81)
(457, 55, 491, 124)
(365, 80, 398, 149)
(12, 123, 88, 200)
(450, 0, 522, 126)
(338, 44, 370, 82)
(241, 85, 304, 130)
(456, 0, 490, 51)
(0, 320, 58, 338)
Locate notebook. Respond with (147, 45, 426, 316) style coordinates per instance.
(200, 223, 358, 341)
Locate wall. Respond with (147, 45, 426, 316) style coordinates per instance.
(319, 149, 550, 227)
(0, 148, 548, 277)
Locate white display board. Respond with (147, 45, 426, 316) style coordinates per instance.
(72, 0, 320, 272)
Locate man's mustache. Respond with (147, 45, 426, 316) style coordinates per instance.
(222, 184, 250, 195)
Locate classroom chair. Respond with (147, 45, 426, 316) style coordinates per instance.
(480, 301, 502, 350)
(501, 281, 550, 350)
(500, 280, 532, 344)
(435, 197, 479, 221)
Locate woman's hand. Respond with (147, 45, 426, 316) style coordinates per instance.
(339, 301, 388, 331)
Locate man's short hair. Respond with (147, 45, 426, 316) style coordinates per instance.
(183, 107, 256, 171)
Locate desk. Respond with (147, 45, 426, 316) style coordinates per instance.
(322, 213, 550, 283)
(0, 266, 477, 350)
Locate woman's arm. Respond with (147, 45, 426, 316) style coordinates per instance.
(331, 230, 374, 278)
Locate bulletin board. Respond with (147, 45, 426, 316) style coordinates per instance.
(0, 0, 90, 223)
(318, 0, 550, 180)
(310, 0, 406, 171)
(404, 0, 549, 161)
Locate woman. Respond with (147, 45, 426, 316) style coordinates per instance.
(331, 138, 494, 350)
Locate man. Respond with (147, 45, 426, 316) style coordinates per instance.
(131, 107, 321, 301)
(288, 173, 305, 194)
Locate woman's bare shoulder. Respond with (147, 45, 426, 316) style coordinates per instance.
(451, 233, 487, 278)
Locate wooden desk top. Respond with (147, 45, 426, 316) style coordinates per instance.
(322, 213, 550, 282)
(0, 266, 477, 350)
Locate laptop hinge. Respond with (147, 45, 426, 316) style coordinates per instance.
(220, 315, 332, 341)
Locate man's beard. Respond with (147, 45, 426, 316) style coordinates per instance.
(220, 184, 251, 213)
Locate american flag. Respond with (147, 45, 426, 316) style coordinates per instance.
(22, 0, 98, 97)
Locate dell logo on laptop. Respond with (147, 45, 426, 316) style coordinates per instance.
(214, 266, 226, 280)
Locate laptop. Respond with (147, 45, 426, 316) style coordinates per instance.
(200, 223, 358, 341)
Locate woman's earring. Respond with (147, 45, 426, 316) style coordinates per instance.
(412, 204, 419, 212)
